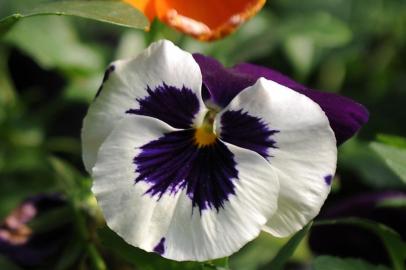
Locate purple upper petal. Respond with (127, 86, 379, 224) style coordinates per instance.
(193, 54, 369, 145)
(193, 54, 256, 108)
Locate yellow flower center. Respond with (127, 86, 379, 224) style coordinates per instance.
(194, 110, 218, 148)
(194, 127, 217, 147)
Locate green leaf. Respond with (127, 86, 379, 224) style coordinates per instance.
(49, 157, 106, 270)
(313, 256, 391, 270)
(181, 11, 277, 67)
(55, 236, 84, 270)
(0, 14, 22, 37)
(49, 156, 92, 197)
(370, 142, 406, 184)
(377, 134, 406, 149)
(98, 226, 202, 270)
(203, 257, 230, 270)
(278, 12, 352, 78)
(229, 232, 299, 270)
(339, 139, 404, 188)
(377, 197, 406, 208)
(267, 222, 312, 270)
(315, 218, 406, 270)
(278, 12, 352, 47)
(4, 16, 104, 75)
(283, 35, 315, 78)
(49, 156, 78, 194)
(0, 46, 16, 109)
(0, 1, 148, 37)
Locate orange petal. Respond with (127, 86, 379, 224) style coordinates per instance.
(155, 0, 266, 41)
(124, 0, 156, 21)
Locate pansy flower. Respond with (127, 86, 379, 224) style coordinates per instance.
(0, 195, 71, 267)
(123, 0, 266, 41)
(82, 40, 368, 261)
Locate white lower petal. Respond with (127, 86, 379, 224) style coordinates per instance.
(92, 115, 279, 261)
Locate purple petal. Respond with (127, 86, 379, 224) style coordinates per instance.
(0, 194, 71, 267)
(193, 54, 256, 108)
(233, 63, 370, 145)
(193, 54, 369, 145)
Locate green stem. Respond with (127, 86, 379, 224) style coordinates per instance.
(71, 200, 107, 270)
(49, 157, 108, 270)
(87, 243, 107, 270)
(144, 19, 164, 45)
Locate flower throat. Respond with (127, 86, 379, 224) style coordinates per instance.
(194, 110, 218, 147)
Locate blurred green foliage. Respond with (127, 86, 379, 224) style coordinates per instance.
(315, 218, 406, 270)
(312, 256, 391, 270)
(0, 0, 405, 269)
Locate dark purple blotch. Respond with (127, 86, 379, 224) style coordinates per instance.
(220, 109, 278, 159)
(324, 174, 333, 185)
(193, 54, 369, 145)
(133, 129, 238, 212)
(95, 65, 115, 98)
(153, 237, 166, 255)
(127, 83, 200, 129)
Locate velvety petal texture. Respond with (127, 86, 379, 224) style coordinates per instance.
(193, 54, 369, 145)
(82, 40, 367, 261)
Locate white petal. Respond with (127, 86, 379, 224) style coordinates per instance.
(82, 40, 206, 173)
(92, 115, 279, 261)
(215, 78, 337, 237)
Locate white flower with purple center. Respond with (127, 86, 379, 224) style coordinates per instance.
(82, 40, 368, 261)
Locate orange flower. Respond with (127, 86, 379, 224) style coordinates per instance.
(123, 0, 266, 41)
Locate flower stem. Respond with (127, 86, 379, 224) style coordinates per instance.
(87, 243, 107, 270)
